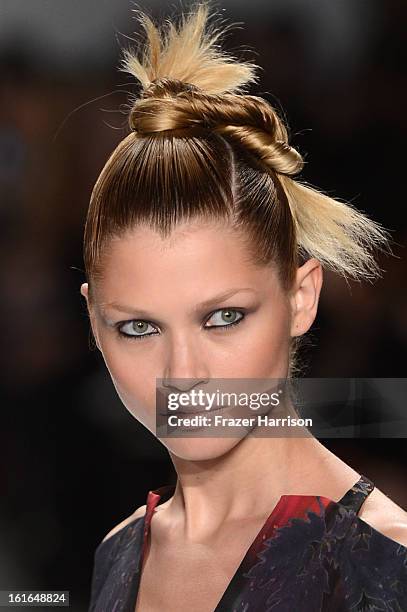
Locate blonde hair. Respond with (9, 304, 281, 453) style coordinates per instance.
(83, 1, 392, 374)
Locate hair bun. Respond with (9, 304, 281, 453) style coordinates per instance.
(129, 89, 304, 176)
(121, 5, 303, 176)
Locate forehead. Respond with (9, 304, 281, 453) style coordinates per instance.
(96, 220, 279, 296)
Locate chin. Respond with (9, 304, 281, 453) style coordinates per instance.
(161, 435, 243, 461)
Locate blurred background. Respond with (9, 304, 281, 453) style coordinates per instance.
(0, 0, 406, 609)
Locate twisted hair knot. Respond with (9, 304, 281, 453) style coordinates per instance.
(129, 79, 304, 176)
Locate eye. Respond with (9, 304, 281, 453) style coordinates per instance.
(116, 308, 246, 342)
(117, 320, 159, 340)
(204, 308, 245, 330)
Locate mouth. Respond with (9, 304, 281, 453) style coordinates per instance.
(159, 405, 228, 417)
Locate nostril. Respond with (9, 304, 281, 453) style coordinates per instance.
(160, 377, 209, 393)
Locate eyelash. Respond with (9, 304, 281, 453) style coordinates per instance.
(115, 308, 246, 342)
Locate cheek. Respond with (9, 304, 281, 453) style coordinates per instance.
(230, 312, 290, 378)
(99, 338, 157, 424)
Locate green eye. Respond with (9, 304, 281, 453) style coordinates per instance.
(118, 320, 158, 340)
(116, 308, 246, 341)
(205, 308, 244, 329)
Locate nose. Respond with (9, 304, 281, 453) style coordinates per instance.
(162, 377, 209, 393)
(161, 335, 210, 392)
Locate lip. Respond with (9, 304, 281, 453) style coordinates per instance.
(159, 405, 228, 417)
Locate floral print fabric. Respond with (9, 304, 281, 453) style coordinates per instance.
(89, 474, 407, 611)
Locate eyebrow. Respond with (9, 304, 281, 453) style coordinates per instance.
(100, 287, 258, 319)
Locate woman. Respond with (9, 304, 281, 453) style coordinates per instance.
(84, 3, 407, 610)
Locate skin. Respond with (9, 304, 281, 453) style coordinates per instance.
(81, 219, 407, 549)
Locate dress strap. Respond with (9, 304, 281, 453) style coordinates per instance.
(337, 474, 375, 514)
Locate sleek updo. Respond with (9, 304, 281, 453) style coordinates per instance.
(83, 2, 391, 374)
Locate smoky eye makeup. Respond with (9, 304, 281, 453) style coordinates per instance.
(113, 306, 251, 341)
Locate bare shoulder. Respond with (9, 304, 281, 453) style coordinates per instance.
(358, 485, 407, 547)
(101, 504, 147, 543)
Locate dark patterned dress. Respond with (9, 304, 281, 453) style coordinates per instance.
(88, 474, 407, 611)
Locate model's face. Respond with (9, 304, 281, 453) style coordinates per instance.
(81, 220, 322, 460)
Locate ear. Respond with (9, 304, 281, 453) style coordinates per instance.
(289, 258, 323, 337)
(80, 282, 101, 351)
(80, 282, 89, 302)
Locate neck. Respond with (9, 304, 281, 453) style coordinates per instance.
(166, 432, 359, 540)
